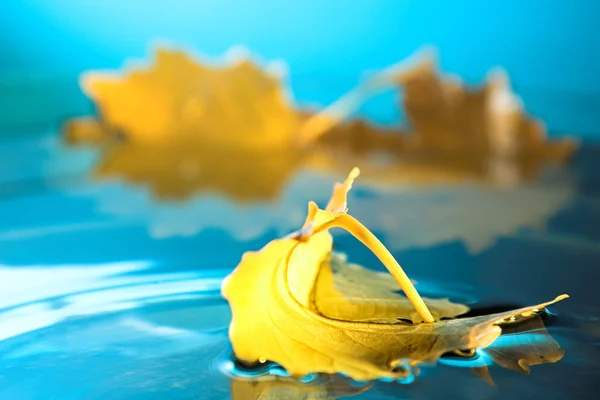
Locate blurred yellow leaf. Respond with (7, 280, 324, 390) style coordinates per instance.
(222, 168, 568, 381)
(63, 47, 579, 204)
(399, 51, 577, 161)
(81, 48, 301, 150)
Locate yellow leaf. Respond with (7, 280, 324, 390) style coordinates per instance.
(222, 167, 568, 381)
(81, 48, 301, 150)
(62, 47, 578, 203)
(314, 252, 469, 324)
(398, 50, 577, 161)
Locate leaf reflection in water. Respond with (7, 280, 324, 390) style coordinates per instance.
(486, 316, 565, 375)
(230, 374, 372, 400)
(50, 125, 577, 253)
(92, 142, 303, 202)
(226, 313, 566, 397)
(439, 315, 565, 386)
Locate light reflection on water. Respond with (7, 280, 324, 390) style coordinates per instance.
(0, 261, 225, 342)
(0, 259, 586, 399)
(1, 135, 600, 399)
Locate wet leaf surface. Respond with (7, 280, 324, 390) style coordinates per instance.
(314, 252, 469, 324)
(222, 169, 568, 381)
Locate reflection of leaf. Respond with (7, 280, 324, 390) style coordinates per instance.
(222, 168, 568, 381)
(93, 139, 302, 202)
(345, 183, 573, 254)
(230, 375, 371, 400)
(484, 316, 565, 374)
(314, 126, 567, 188)
(314, 252, 469, 323)
(55, 124, 574, 252)
(81, 48, 301, 150)
(442, 315, 565, 386)
(470, 366, 497, 387)
(314, 117, 574, 189)
(63, 117, 110, 146)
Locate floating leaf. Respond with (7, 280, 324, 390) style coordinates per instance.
(67, 46, 423, 152)
(314, 252, 469, 323)
(222, 168, 568, 381)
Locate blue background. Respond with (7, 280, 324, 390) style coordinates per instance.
(1, 0, 599, 137)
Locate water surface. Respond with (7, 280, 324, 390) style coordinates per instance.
(1, 131, 599, 399)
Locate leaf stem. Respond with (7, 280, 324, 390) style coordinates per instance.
(297, 47, 436, 145)
(316, 213, 435, 323)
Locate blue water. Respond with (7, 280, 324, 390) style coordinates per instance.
(2, 2, 600, 396)
(0, 126, 599, 399)
(0, 54, 600, 399)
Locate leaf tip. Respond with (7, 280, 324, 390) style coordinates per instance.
(349, 167, 361, 181)
(326, 167, 361, 213)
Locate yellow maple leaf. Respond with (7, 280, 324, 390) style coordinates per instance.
(221, 167, 568, 381)
(81, 48, 301, 150)
(63, 46, 578, 203)
(71, 46, 424, 149)
(399, 50, 577, 161)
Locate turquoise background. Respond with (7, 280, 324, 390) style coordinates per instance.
(0, 0, 599, 136)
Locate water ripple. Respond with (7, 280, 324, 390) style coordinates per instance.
(0, 261, 227, 341)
